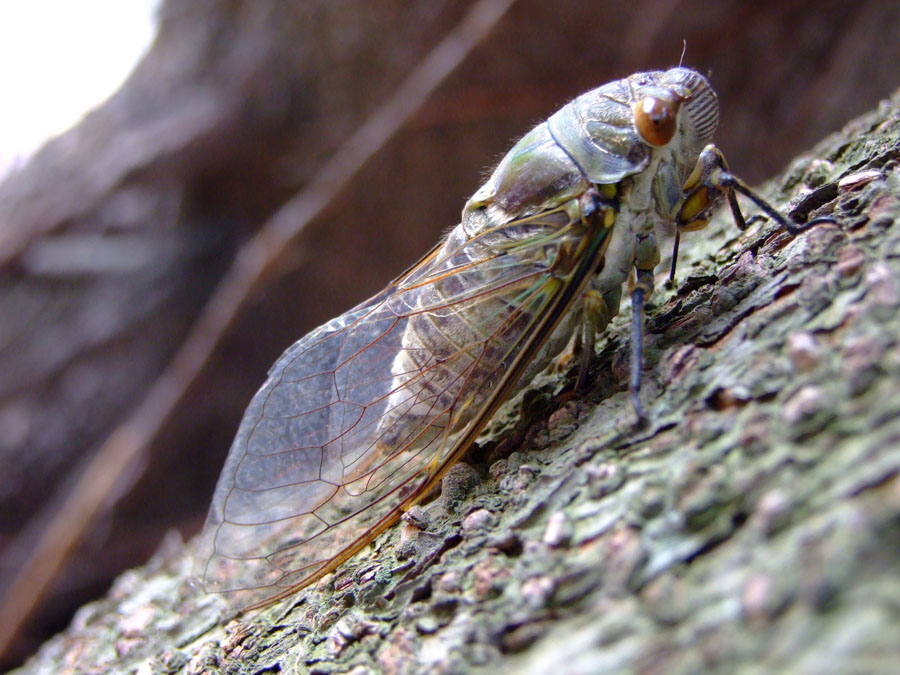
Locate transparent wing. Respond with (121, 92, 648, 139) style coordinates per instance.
(195, 209, 608, 608)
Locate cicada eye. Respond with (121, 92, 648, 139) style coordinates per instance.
(634, 96, 678, 147)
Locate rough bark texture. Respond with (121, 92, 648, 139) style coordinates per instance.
(13, 65, 900, 675)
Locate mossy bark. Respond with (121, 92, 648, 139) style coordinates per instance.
(16, 87, 900, 675)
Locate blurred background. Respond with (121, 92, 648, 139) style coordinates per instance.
(1, 0, 898, 667)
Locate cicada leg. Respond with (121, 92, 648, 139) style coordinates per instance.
(627, 231, 662, 423)
(671, 144, 837, 281)
(575, 229, 659, 423)
(574, 288, 612, 392)
(571, 185, 625, 393)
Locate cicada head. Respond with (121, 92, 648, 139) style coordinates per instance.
(636, 67, 718, 163)
(547, 67, 719, 190)
(634, 68, 723, 227)
(626, 68, 729, 234)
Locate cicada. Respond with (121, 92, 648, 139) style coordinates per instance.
(196, 67, 821, 608)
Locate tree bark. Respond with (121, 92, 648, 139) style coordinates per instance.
(13, 74, 900, 675)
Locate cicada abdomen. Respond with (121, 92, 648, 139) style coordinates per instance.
(196, 67, 814, 609)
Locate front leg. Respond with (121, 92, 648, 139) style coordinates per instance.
(576, 229, 659, 423)
(628, 231, 661, 423)
(678, 144, 835, 236)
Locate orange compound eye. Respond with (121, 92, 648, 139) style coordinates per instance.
(634, 96, 678, 147)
